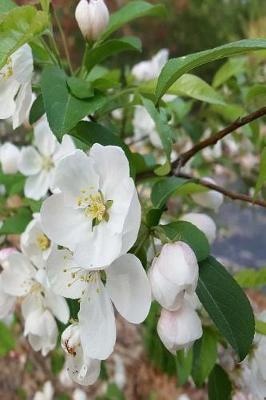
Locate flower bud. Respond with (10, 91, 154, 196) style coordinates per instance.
(191, 177, 223, 211)
(75, 0, 109, 41)
(61, 323, 81, 355)
(148, 242, 199, 311)
(0, 143, 20, 174)
(157, 301, 203, 354)
(179, 212, 216, 244)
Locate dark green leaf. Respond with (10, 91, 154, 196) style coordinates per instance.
(86, 36, 142, 71)
(176, 348, 193, 385)
(67, 76, 94, 99)
(29, 94, 45, 125)
(156, 39, 266, 101)
(0, 6, 49, 69)
(0, 322, 15, 356)
(151, 176, 187, 208)
(160, 221, 210, 261)
(101, 1, 166, 40)
(146, 208, 163, 228)
(208, 365, 232, 400)
(0, 208, 32, 235)
(197, 257, 255, 361)
(41, 66, 106, 139)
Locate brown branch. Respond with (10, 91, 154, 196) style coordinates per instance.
(172, 106, 266, 172)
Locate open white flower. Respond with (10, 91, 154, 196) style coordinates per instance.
(18, 116, 75, 200)
(0, 44, 33, 129)
(191, 177, 224, 211)
(179, 212, 217, 244)
(157, 301, 203, 354)
(149, 242, 199, 311)
(0, 247, 17, 319)
(21, 213, 54, 269)
(47, 248, 151, 360)
(33, 381, 54, 400)
(1, 251, 69, 355)
(61, 323, 101, 386)
(0, 142, 20, 174)
(41, 145, 141, 268)
(132, 49, 169, 82)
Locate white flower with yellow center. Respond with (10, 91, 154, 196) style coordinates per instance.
(41, 145, 141, 268)
(18, 116, 75, 200)
(21, 213, 54, 269)
(0, 44, 33, 129)
(61, 323, 101, 386)
(1, 251, 69, 355)
(47, 248, 151, 360)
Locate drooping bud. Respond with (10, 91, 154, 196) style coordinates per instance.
(75, 0, 109, 41)
(157, 301, 203, 354)
(191, 177, 224, 211)
(148, 242, 199, 311)
(179, 212, 216, 244)
(0, 143, 20, 174)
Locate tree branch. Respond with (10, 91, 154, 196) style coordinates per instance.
(172, 106, 266, 172)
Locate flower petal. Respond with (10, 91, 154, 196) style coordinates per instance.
(18, 146, 42, 176)
(106, 254, 151, 323)
(121, 188, 141, 254)
(45, 290, 70, 324)
(79, 277, 116, 360)
(24, 170, 51, 200)
(12, 44, 33, 84)
(13, 81, 32, 129)
(34, 116, 57, 156)
(66, 352, 101, 386)
(0, 78, 19, 119)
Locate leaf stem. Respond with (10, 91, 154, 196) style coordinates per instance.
(52, 5, 73, 74)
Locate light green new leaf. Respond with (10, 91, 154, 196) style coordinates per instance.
(234, 267, 266, 288)
(212, 57, 246, 88)
(0, 6, 49, 69)
(0, 322, 15, 356)
(208, 365, 232, 400)
(101, 1, 166, 40)
(0, 208, 32, 235)
(197, 257, 255, 361)
(41, 66, 106, 140)
(176, 349, 193, 385)
(151, 176, 187, 208)
(255, 147, 266, 197)
(0, 0, 16, 13)
(86, 36, 142, 71)
(255, 319, 266, 335)
(156, 39, 266, 101)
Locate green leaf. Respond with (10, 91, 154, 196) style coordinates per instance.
(67, 76, 94, 99)
(192, 328, 218, 386)
(176, 349, 193, 385)
(0, 6, 49, 69)
(155, 39, 266, 101)
(0, 0, 16, 13)
(0, 322, 15, 356)
(142, 97, 173, 161)
(29, 94, 45, 125)
(51, 349, 65, 375)
(146, 208, 163, 228)
(255, 319, 266, 335)
(41, 66, 106, 140)
(160, 221, 210, 262)
(208, 365, 232, 400)
(86, 36, 142, 71)
(234, 267, 266, 288)
(101, 1, 166, 40)
(40, 0, 51, 12)
(212, 57, 246, 88)
(255, 147, 266, 197)
(0, 208, 32, 235)
(0, 170, 25, 195)
(197, 257, 255, 361)
(151, 176, 187, 208)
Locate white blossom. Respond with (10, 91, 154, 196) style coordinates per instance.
(179, 212, 217, 244)
(73, 388, 88, 400)
(133, 106, 163, 149)
(75, 0, 109, 41)
(191, 177, 224, 211)
(41, 145, 141, 268)
(0, 142, 20, 174)
(33, 381, 54, 400)
(0, 45, 33, 129)
(157, 301, 203, 354)
(0, 247, 17, 319)
(132, 49, 169, 82)
(47, 248, 151, 360)
(18, 116, 75, 200)
(61, 323, 101, 386)
(148, 242, 199, 311)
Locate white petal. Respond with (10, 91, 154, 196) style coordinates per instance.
(0, 78, 19, 119)
(24, 170, 51, 200)
(47, 248, 87, 299)
(13, 81, 32, 129)
(66, 351, 101, 386)
(53, 134, 76, 164)
(1, 252, 35, 296)
(45, 290, 70, 324)
(121, 188, 141, 253)
(179, 212, 216, 244)
(0, 276, 16, 319)
(12, 44, 33, 84)
(18, 146, 42, 176)
(79, 277, 116, 360)
(53, 150, 99, 207)
(41, 193, 91, 249)
(34, 116, 57, 156)
(106, 254, 151, 323)
(191, 177, 224, 211)
(0, 142, 20, 174)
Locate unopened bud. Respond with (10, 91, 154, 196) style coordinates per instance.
(179, 212, 216, 244)
(75, 0, 109, 41)
(191, 177, 224, 211)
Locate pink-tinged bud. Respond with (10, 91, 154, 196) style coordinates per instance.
(148, 242, 199, 311)
(75, 0, 109, 41)
(179, 212, 216, 244)
(191, 177, 223, 211)
(0, 143, 20, 174)
(157, 302, 203, 354)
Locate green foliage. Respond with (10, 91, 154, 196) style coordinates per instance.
(0, 171, 25, 195)
(208, 365, 232, 400)
(255, 319, 266, 335)
(175, 348, 193, 385)
(0, 0, 16, 13)
(197, 257, 255, 361)
(0, 321, 15, 356)
(67, 77, 94, 99)
(0, 6, 49, 69)
(29, 94, 45, 125)
(234, 267, 266, 288)
(0, 208, 32, 235)
(212, 58, 246, 88)
(51, 349, 65, 375)
(155, 39, 266, 101)
(151, 177, 187, 208)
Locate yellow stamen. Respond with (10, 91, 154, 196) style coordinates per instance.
(36, 234, 50, 251)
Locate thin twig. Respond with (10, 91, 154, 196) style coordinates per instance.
(172, 106, 266, 171)
(52, 5, 73, 74)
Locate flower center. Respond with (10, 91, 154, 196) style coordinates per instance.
(36, 234, 50, 251)
(42, 156, 54, 171)
(0, 58, 13, 80)
(77, 190, 113, 228)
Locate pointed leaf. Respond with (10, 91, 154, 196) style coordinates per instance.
(208, 365, 232, 400)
